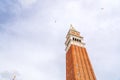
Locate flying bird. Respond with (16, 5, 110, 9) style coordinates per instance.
(55, 20, 56, 23)
(101, 8, 104, 10)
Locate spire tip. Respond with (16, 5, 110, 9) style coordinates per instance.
(70, 24, 76, 30)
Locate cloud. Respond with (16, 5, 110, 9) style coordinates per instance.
(18, 0, 38, 8)
(0, 0, 120, 80)
(0, 71, 22, 80)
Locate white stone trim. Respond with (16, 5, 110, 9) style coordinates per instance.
(65, 35, 85, 52)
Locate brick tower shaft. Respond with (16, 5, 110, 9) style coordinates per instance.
(65, 25, 96, 80)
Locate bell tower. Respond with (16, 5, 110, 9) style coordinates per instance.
(65, 25, 96, 80)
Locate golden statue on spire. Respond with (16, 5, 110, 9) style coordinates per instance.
(70, 24, 76, 31)
(12, 73, 16, 80)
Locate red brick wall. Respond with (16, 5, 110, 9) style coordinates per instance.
(66, 45, 96, 80)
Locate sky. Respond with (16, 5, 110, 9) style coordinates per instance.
(0, 0, 120, 80)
